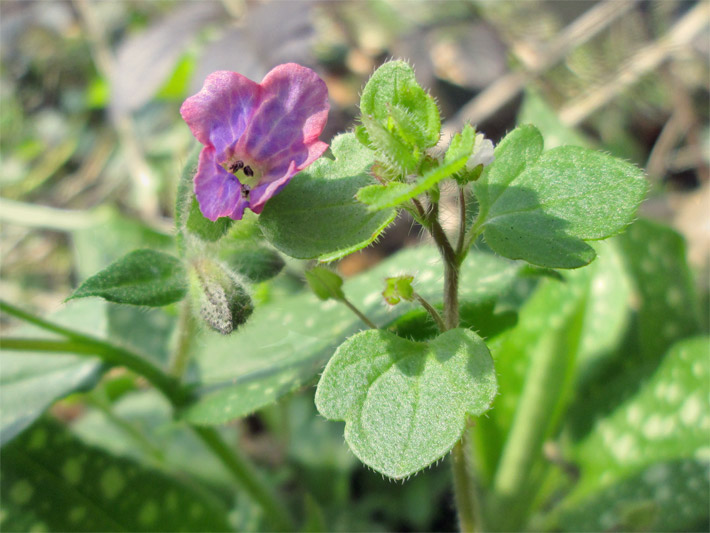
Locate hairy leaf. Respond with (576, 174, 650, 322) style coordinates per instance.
(69, 249, 187, 306)
(315, 328, 497, 479)
(356, 125, 474, 211)
(181, 247, 520, 425)
(259, 133, 396, 261)
(474, 125, 646, 268)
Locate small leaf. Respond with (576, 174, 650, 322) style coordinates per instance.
(69, 249, 187, 306)
(474, 125, 647, 268)
(315, 328, 497, 479)
(1, 419, 231, 532)
(305, 266, 345, 301)
(223, 244, 285, 283)
(356, 128, 473, 211)
(360, 114, 420, 173)
(259, 133, 396, 261)
(360, 60, 440, 151)
(186, 196, 233, 242)
(382, 275, 414, 305)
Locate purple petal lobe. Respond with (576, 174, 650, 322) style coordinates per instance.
(180, 71, 262, 155)
(242, 64, 329, 167)
(248, 161, 298, 213)
(194, 147, 243, 221)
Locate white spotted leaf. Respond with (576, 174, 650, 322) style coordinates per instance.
(554, 337, 710, 531)
(315, 328, 497, 479)
(472, 240, 633, 487)
(0, 419, 231, 532)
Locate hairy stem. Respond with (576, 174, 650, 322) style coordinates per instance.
(456, 187, 467, 257)
(192, 426, 294, 531)
(428, 208, 459, 330)
(341, 297, 378, 329)
(412, 291, 446, 332)
(452, 436, 480, 533)
(1, 335, 188, 407)
(169, 299, 197, 378)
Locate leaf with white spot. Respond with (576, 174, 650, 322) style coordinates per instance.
(181, 247, 520, 425)
(0, 300, 106, 445)
(618, 218, 702, 359)
(472, 241, 633, 486)
(0, 419, 232, 532)
(554, 337, 710, 531)
(71, 389, 234, 487)
(566, 218, 704, 439)
(315, 328, 497, 479)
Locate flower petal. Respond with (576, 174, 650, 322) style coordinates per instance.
(248, 160, 297, 214)
(194, 147, 243, 221)
(180, 71, 262, 155)
(242, 63, 329, 165)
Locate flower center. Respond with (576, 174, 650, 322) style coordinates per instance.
(222, 156, 261, 199)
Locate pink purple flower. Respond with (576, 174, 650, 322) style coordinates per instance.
(180, 64, 330, 221)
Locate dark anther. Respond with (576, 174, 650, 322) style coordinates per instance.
(243, 165, 254, 177)
(241, 184, 251, 199)
(229, 160, 244, 173)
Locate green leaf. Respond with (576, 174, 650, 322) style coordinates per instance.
(474, 125, 647, 268)
(565, 219, 703, 441)
(315, 328, 497, 479)
(259, 133, 396, 261)
(555, 337, 710, 531)
(305, 266, 345, 301)
(360, 60, 440, 153)
(360, 114, 420, 173)
(0, 419, 231, 532)
(356, 127, 473, 211)
(186, 196, 234, 242)
(474, 124, 544, 213)
(69, 249, 187, 306)
(618, 219, 702, 358)
(0, 300, 106, 445)
(472, 241, 632, 488)
(72, 389, 235, 487)
(181, 247, 520, 425)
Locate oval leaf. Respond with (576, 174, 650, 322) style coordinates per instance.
(315, 328, 497, 479)
(259, 133, 396, 261)
(474, 126, 647, 268)
(69, 249, 187, 306)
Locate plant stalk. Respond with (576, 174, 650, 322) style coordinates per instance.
(192, 426, 294, 532)
(341, 297, 378, 329)
(452, 438, 479, 533)
(412, 291, 446, 332)
(1, 335, 188, 407)
(169, 299, 197, 378)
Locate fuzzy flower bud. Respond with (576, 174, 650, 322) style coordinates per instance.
(189, 259, 253, 335)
